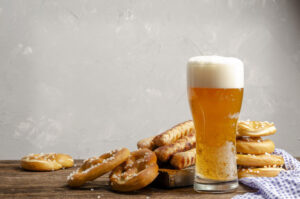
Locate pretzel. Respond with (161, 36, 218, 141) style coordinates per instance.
(238, 167, 284, 178)
(137, 136, 156, 150)
(155, 131, 196, 162)
(67, 148, 130, 187)
(110, 148, 159, 192)
(236, 137, 275, 155)
(237, 121, 276, 137)
(21, 153, 74, 171)
(236, 154, 284, 167)
(153, 120, 194, 146)
(170, 148, 196, 169)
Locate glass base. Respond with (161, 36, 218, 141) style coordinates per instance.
(194, 176, 238, 193)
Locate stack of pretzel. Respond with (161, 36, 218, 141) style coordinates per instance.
(236, 121, 285, 178)
(137, 120, 197, 169)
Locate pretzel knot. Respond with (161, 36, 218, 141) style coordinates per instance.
(67, 148, 130, 187)
(110, 148, 159, 192)
(21, 153, 74, 171)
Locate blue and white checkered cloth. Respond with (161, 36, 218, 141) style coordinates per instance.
(233, 148, 300, 199)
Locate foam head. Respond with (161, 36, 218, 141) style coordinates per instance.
(187, 56, 244, 88)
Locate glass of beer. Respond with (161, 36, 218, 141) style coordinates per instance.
(187, 56, 244, 192)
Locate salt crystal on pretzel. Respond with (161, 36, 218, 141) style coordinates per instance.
(67, 148, 130, 187)
(238, 167, 285, 178)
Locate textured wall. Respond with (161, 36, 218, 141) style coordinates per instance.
(0, 0, 299, 159)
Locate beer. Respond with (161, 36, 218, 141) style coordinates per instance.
(187, 56, 244, 192)
(189, 88, 243, 180)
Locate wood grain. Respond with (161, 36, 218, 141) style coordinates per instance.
(1, 159, 298, 199)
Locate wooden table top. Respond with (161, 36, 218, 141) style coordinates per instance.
(1, 159, 297, 199)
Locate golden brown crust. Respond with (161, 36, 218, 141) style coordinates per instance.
(110, 149, 159, 192)
(170, 148, 196, 169)
(238, 167, 284, 178)
(236, 154, 284, 167)
(67, 148, 130, 187)
(154, 132, 196, 162)
(21, 153, 74, 171)
(153, 120, 194, 147)
(237, 121, 276, 137)
(236, 137, 275, 154)
(137, 136, 156, 150)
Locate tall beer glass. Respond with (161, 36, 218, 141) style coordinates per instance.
(187, 56, 244, 192)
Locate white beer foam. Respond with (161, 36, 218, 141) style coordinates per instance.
(187, 56, 244, 88)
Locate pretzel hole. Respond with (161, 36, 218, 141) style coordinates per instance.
(80, 157, 102, 172)
(112, 158, 148, 183)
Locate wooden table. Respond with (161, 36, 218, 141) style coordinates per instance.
(1, 159, 296, 199)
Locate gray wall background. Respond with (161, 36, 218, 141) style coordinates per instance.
(0, 0, 299, 159)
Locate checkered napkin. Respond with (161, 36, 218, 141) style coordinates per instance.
(233, 149, 300, 199)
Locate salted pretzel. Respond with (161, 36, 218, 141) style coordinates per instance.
(238, 167, 285, 178)
(236, 154, 284, 167)
(155, 131, 196, 162)
(137, 136, 156, 150)
(67, 148, 130, 187)
(153, 120, 194, 146)
(236, 137, 275, 154)
(110, 148, 159, 192)
(237, 121, 276, 137)
(21, 153, 74, 171)
(170, 148, 196, 169)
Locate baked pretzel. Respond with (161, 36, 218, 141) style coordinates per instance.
(155, 131, 196, 162)
(237, 121, 276, 137)
(137, 136, 156, 150)
(67, 148, 130, 187)
(21, 153, 74, 171)
(236, 154, 284, 167)
(238, 167, 284, 178)
(236, 137, 275, 154)
(170, 148, 196, 169)
(153, 120, 194, 146)
(110, 148, 159, 192)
